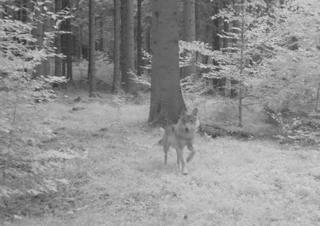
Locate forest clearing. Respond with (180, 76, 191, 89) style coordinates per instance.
(2, 88, 320, 226)
(1, 0, 320, 225)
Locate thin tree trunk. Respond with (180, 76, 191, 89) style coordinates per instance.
(145, 21, 151, 53)
(112, 0, 121, 93)
(75, 25, 82, 59)
(78, 25, 83, 59)
(18, 0, 23, 21)
(55, 0, 62, 76)
(136, 0, 143, 77)
(148, 0, 186, 125)
(33, 2, 47, 76)
(67, 0, 72, 81)
(120, 0, 126, 85)
(75, 0, 83, 60)
(47, 2, 55, 78)
(315, 82, 320, 111)
(67, 53, 72, 80)
(59, 0, 72, 80)
(64, 0, 72, 81)
(44, 2, 54, 76)
(218, 20, 224, 50)
(212, 3, 219, 50)
(145, 17, 152, 75)
(218, 1, 224, 50)
(238, 0, 245, 127)
(88, 0, 95, 96)
(224, 19, 231, 97)
(62, 60, 66, 77)
(100, 18, 104, 51)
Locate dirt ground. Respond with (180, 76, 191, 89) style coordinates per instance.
(4, 90, 320, 226)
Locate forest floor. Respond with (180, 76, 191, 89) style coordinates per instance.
(3, 89, 320, 226)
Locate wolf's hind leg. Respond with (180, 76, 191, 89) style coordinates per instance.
(176, 148, 182, 172)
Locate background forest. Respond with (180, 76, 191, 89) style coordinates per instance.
(1, 0, 320, 225)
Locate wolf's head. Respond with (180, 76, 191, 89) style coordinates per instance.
(176, 108, 200, 138)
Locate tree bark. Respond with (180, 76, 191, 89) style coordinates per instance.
(182, 0, 196, 77)
(136, 0, 143, 77)
(148, 0, 186, 125)
(120, 0, 135, 92)
(88, 0, 95, 96)
(112, 0, 121, 93)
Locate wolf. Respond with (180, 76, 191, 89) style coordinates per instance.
(159, 108, 200, 175)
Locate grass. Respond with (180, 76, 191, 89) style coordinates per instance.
(3, 90, 320, 226)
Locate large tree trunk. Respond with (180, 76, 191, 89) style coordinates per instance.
(182, 0, 196, 78)
(120, 0, 135, 92)
(112, 0, 121, 93)
(148, 0, 186, 125)
(88, 0, 95, 96)
(183, 0, 196, 42)
(136, 0, 143, 77)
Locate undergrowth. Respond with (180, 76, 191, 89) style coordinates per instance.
(0, 77, 87, 220)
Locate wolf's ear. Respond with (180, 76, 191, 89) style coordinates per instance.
(192, 108, 198, 116)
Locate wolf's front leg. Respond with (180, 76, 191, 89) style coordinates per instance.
(186, 143, 196, 163)
(163, 144, 169, 164)
(180, 149, 188, 175)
